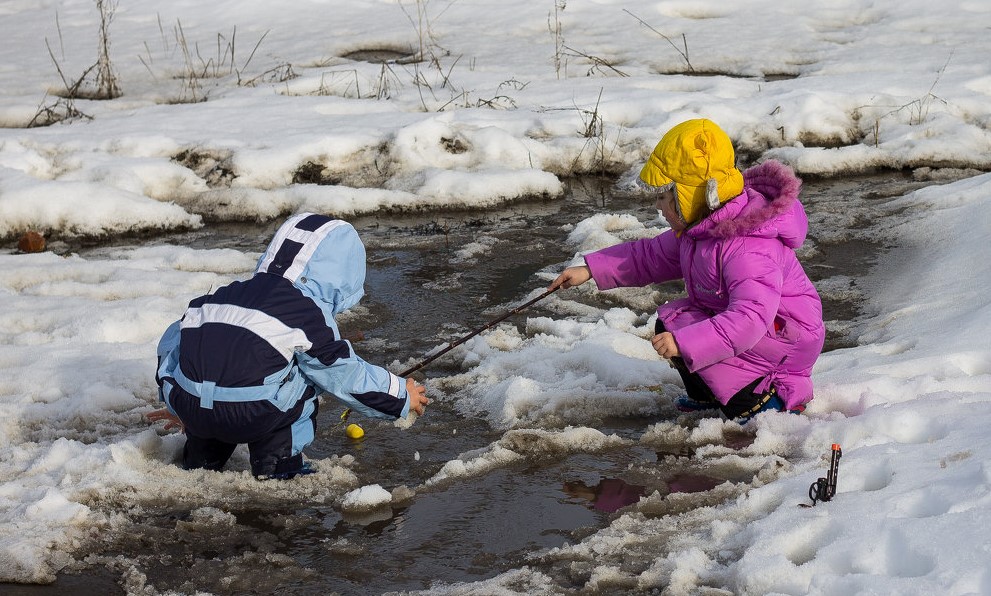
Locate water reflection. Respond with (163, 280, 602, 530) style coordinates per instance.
(563, 478, 646, 513)
(340, 506, 398, 528)
(666, 473, 724, 494)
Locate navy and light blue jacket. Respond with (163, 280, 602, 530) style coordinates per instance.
(156, 213, 410, 420)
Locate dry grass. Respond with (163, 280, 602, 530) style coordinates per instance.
(27, 96, 93, 128)
(46, 0, 122, 101)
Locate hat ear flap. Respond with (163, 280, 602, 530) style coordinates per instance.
(705, 178, 720, 209)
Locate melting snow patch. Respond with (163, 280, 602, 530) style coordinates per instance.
(340, 484, 393, 513)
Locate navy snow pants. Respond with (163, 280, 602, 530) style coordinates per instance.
(167, 385, 319, 478)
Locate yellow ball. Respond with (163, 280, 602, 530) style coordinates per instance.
(345, 423, 365, 440)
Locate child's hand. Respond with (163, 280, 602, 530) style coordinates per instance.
(147, 408, 185, 433)
(651, 331, 681, 359)
(549, 265, 591, 290)
(406, 377, 429, 415)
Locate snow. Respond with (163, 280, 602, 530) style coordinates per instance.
(1, 0, 991, 592)
(423, 427, 630, 489)
(340, 484, 393, 513)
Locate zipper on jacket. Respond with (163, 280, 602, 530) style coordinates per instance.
(716, 244, 725, 299)
(684, 239, 696, 300)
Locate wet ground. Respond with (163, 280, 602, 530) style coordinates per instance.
(2, 172, 940, 595)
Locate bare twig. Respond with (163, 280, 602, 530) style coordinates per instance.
(95, 0, 122, 98)
(579, 88, 604, 138)
(138, 53, 157, 80)
(436, 89, 470, 111)
(241, 63, 297, 87)
(475, 94, 516, 109)
(437, 53, 461, 88)
(225, 26, 236, 75)
(398, 0, 456, 62)
(46, 1, 120, 100)
(28, 95, 93, 128)
(562, 45, 628, 77)
(156, 13, 168, 52)
(375, 62, 402, 100)
(570, 88, 609, 172)
(411, 63, 433, 110)
(311, 69, 364, 98)
(549, 0, 567, 79)
(45, 34, 98, 99)
(623, 9, 694, 73)
(45, 38, 73, 93)
(497, 78, 529, 92)
(867, 50, 955, 141)
(235, 29, 270, 84)
(173, 20, 204, 102)
(55, 10, 66, 61)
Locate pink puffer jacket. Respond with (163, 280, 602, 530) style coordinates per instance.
(585, 160, 824, 409)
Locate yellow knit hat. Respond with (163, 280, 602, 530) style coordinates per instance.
(639, 119, 744, 225)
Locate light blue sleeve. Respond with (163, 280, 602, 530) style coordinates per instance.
(155, 321, 181, 413)
(296, 342, 410, 420)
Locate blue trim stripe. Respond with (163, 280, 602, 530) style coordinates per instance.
(170, 365, 280, 405)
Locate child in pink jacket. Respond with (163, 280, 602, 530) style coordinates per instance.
(550, 119, 824, 422)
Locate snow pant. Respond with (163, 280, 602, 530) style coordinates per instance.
(167, 385, 319, 478)
(655, 320, 781, 419)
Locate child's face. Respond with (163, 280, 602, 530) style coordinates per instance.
(656, 189, 686, 233)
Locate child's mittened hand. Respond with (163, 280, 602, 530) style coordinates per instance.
(651, 331, 681, 359)
(406, 377, 429, 415)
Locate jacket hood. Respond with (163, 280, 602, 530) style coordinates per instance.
(255, 213, 365, 320)
(690, 160, 807, 248)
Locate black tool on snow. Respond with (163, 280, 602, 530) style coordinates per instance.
(807, 443, 842, 506)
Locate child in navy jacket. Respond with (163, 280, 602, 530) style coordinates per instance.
(151, 213, 428, 478)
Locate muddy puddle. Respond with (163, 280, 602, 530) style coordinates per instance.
(2, 172, 944, 595)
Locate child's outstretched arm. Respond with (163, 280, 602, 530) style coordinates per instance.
(297, 342, 424, 420)
(548, 265, 591, 290)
